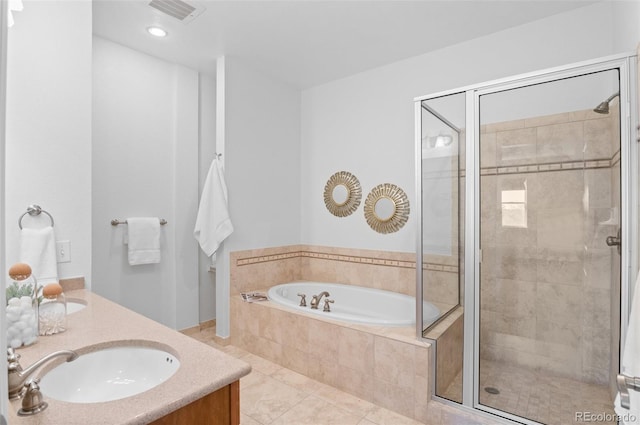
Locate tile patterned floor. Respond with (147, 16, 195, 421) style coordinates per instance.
(441, 359, 616, 425)
(189, 327, 500, 425)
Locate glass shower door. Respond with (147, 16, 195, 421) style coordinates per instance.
(419, 92, 465, 403)
(477, 69, 622, 424)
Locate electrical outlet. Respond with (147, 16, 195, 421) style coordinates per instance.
(56, 240, 71, 263)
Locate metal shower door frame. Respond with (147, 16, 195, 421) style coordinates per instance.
(416, 52, 638, 424)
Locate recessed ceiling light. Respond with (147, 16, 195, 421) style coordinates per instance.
(147, 26, 168, 37)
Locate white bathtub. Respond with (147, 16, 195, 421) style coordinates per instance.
(267, 281, 441, 327)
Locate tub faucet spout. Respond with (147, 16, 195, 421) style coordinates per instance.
(8, 347, 78, 399)
(310, 291, 330, 309)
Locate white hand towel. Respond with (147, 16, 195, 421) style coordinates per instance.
(126, 217, 161, 265)
(615, 271, 640, 424)
(194, 158, 234, 259)
(19, 226, 58, 284)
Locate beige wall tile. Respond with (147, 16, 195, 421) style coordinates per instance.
(252, 336, 283, 365)
(585, 168, 613, 210)
(424, 270, 459, 306)
(480, 309, 536, 341)
(480, 132, 497, 168)
(536, 319, 581, 348)
(537, 246, 584, 286)
(582, 326, 610, 385)
(481, 278, 535, 317)
(374, 336, 416, 389)
(307, 319, 339, 359)
(307, 353, 339, 388)
(536, 282, 582, 326)
(496, 127, 537, 166)
(338, 327, 375, 373)
(435, 313, 463, 395)
(535, 169, 584, 210)
(481, 246, 537, 282)
(582, 288, 611, 331)
(584, 249, 614, 290)
(373, 379, 415, 419)
(584, 117, 613, 160)
(280, 311, 310, 353)
(335, 364, 374, 401)
(537, 208, 584, 248)
(536, 121, 584, 163)
(259, 303, 284, 344)
(280, 346, 309, 376)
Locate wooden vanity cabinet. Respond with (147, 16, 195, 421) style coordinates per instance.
(148, 381, 240, 425)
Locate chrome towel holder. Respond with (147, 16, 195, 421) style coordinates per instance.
(18, 205, 54, 229)
(111, 218, 167, 226)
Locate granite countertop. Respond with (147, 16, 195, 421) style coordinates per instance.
(7, 289, 251, 425)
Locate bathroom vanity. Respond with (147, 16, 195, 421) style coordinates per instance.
(6, 289, 250, 424)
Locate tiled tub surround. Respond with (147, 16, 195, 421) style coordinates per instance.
(231, 245, 459, 314)
(229, 245, 460, 422)
(478, 108, 620, 390)
(432, 309, 464, 404)
(231, 297, 432, 422)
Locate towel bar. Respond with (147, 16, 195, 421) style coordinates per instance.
(18, 205, 54, 229)
(111, 219, 167, 226)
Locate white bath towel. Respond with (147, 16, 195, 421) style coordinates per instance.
(19, 226, 58, 284)
(615, 271, 640, 424)
(194, 157, 234, 260)
(125, 217, 161, 265)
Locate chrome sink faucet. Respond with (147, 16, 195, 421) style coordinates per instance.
(310, 291, 330, 309)
(7, 347, 78, 399)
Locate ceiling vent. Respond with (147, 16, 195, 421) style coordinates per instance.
(148, 0, 205, 24)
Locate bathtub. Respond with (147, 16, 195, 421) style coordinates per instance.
(267, 281, 440, 327)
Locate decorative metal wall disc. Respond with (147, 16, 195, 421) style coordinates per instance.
(364, 183, 410, 234)
(323, 171, 362, 217)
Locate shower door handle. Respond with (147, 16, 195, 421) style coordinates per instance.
(606, 228, 621, 254)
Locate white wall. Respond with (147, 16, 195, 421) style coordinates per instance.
(216, 55, 301, 336)
(300, 1, 637, 253)
(5, 0, 92, 282)
(612, 1, 640, 53)
(198, 72, 217, 323)
(224, 56, 302, 252)
(1, 0, 8, 421)
(92, 36, 199, 330)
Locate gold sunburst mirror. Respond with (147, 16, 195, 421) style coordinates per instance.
(323, 171, 362, 217)
(364, 183, 410, 234)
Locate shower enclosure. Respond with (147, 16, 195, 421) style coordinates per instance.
(416, 54, 638, 424)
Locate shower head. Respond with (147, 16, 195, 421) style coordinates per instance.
(593, 92, 620, 114)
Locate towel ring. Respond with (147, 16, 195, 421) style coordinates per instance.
(18, 205, 55, 229)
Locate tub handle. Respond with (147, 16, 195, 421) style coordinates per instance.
(323, 299, 334, 312)
(297, 293, 307, 307)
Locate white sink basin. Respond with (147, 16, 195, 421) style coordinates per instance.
(40, 343, 180, 403)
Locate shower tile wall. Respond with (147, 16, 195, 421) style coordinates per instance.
(479, 109, 619, 386)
